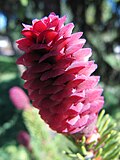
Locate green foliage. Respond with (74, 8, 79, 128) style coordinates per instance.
(20, 0, 29, 7)
(104, 54, 120, 71)
(0, 55, 26, 147)
(64, 110, 120, 160)
(0, 56, 18, 81)
(0, 145, 29, 160)
(97, 110, 120, 159)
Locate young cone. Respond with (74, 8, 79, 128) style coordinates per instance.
(17, 130, 32, 151)
(9, 86, 30, 110)
(16, 13, 104, 136)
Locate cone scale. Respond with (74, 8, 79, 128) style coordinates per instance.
(16, 13, 104, 136)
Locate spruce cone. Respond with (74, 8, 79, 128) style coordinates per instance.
(16, 13, 104, 136)
(17, 130, 31, 151)
(9, 86, 30, 110)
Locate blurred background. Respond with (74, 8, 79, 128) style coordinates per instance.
(0, 0, 120, 159)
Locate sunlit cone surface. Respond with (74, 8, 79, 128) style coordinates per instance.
(16, 13, 104, 136)
(9, 86, 30, 110)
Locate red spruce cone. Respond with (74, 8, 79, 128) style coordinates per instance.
(17, 130, 32, 151)
(16, 13, 104, 136)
